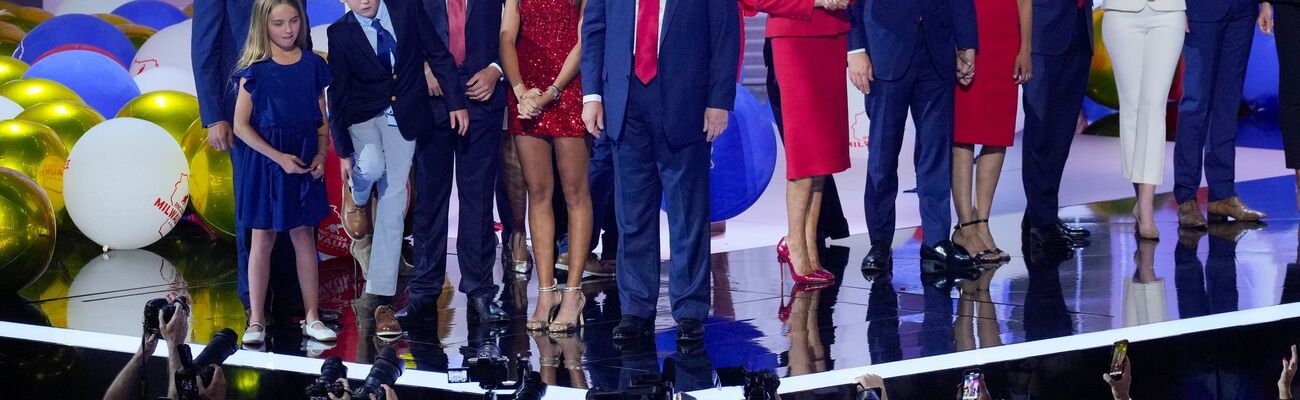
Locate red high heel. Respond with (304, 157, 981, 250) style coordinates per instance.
(778, 282, 832, 322)
(778, 238, 832, 284)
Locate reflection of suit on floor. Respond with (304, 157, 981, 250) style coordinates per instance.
(1023, 248, 1073, 340)
(848, 0, 978, 246)
(192, 0, 304, 311)
(1174, 233, 1240, 318)
(866, 275, 903, 364)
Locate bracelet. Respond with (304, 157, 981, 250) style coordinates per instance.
(547, 85, 561, 100)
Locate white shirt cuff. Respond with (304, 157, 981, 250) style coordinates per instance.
(848, 49, 866, 55)
(489, 63, 505, 80)
(583, 94, 603, 103)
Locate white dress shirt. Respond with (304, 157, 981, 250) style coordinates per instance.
(584, 0, 667, 104)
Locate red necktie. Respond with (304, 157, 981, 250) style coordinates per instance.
(448, 0, 467, 65)
(1078, 0, 1084, 9)
(635, 0, 659, 84)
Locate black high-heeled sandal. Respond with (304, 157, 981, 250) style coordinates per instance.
(967, 219, 1010, 262)
(953, 220, 1000, 263)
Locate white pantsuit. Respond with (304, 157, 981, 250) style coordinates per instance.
(349, 114, 416, 296)
(1102, 0, 1186, 185)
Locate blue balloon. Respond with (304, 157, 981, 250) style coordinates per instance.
(112, 0, 189, 30)
(1243, 29, 1279, 111)
(14, 14, 136, 69)
(306, 0, 348, 27)
(661, 84, 777, 222)
(24, 50, 141, 116)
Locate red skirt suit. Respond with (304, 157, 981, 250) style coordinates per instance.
(953, 0, 1021, 147)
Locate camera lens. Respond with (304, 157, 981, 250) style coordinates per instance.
(193, 328, 238, 384)
(354, 347, 404, 399)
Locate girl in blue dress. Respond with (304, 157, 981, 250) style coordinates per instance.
(231, 0, 336, 345)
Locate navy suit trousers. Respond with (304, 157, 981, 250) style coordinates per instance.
(1021, 11, 1092, 229)
(1174, 16, 1254, 203)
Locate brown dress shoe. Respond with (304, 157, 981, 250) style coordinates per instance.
(375, 305, 402, 339)
(1207, 196, 1266, 222)
(1177, 200, 1206, 228)
(341, 180, 371, 239)
(584, 255, 616, 277)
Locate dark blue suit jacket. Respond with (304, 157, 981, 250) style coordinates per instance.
(192, 0, 312, 126)
(1187, 0, 1260, 22)
(1029, 0, 1094, 56)
(421, 0, 507, 114)
(580, 0, 739, 149)
(326, 0, 467, 159)
(847, 0, 978, 81)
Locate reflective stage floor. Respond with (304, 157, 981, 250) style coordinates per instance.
(2, 175, 1299, 399)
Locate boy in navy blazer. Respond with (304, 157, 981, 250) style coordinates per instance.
(327, 0, 471, 333)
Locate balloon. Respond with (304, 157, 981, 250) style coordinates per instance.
(0, 7, 52, 32)
(93, 13, 131, 26)
(14, 13, 136, 68)
(0, 77, 81, 108)
(17, 227, 100, 327)
(306, 0, 348, 27)
(0, 167, 56, 294)
(24, 50, 141, 116)
(318, 140, 351, 256)
(116, 90, 200, 145)
(15, 100, 105, 152)
(0, 56, 25, 85)
(52, 0, 132, 16)
(118, 23, 156, 50)
(0, 1, 18, 11)
(1084, 113, 1120, 138)
(183, 4, 193, 17)
(112, 0, 187, 30)
(0, 119, 67, 216)
(310, 25, 329, 54)
(130, 19, 190, 76)
(133, 67, 196, 97)
(0, 21, 23, 56)
(1086, 9, 1119, 110)
(64, 117, 190, 250)
(66, 249, 183, 336)
(1244, 29, 1279, 111)
(184, 120, 236, 242)
(161, 0, 194, 9)
(0, 95, 20, 118)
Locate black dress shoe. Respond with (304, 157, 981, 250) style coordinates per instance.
(1056, 220, 1091, 240)
(612, 315, 653, 341)
(395, 301, 437, 331)
(860, 241, 893, 273)
(1027, 225, 1075, 250)
(920, 240, 975, 274)
(676, 318, 705, 342)
(469, 296, 509, 324)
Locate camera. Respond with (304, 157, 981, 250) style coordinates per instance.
(741, 369, 779, 400)
(143, 296, 189, 335)
(174, 328, 238, 400)
(353, 346, 404, 400)
(307, 356, 349, 400)
(449, 342, 543, 399)
(586, 359, 678, 400)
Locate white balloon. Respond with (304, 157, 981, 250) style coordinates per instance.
(66, 249, 185, 337)
(311, 25, 330, 55)
(159, 0, 194, 9)
(0, 96, 22, 120)
(134, 67, 197, 97)
(42, 0, 61, 13)
(53, 0, 132, 15)
(65, 117, 190, 250)
(131, 19, 193, 76)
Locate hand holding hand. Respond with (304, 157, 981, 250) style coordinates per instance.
(275, 152, 310, 174)
(957, 49, 976, 86)
(516, 88, 544, 119)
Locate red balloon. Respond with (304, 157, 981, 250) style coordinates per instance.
(317, 141, 352, 257)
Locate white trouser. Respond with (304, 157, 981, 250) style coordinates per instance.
(349, 113, 415, 296)
(1102, 5, 1186, 185)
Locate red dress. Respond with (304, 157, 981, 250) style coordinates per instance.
(506, 0, 584, 137)
(752, 1, 852, 180)
(953, 0, 1021, 147)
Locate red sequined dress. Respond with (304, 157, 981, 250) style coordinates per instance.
(506, 0, 584, 137)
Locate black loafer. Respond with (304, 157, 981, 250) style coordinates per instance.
(469, 296, 509, 325)
(920, 240, 975, 274)
(676, 318, 705, 342)
(860, 241, 893, 273)
(612, 315, 653, 341)
(1056, 220, 1091, 240)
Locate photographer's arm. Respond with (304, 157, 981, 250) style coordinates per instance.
(103, 333, 159, 400)
(161, 311, 190, 399)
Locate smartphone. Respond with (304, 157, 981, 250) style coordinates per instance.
(961, 370, 982, 400)
(1109, 340, 1129, 379)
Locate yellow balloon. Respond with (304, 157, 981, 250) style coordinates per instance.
(0, 2, 18, 11)
(0, 166, 56, 294)
(1087, 9, 1119, 109)
(185, 120, 236, 242)
(183, 4, 193, 17)
(116, 90, 201, 145)
(118, 23, 156, 50)
(93, 13, 131, 26)
(0, 21, 22, 58)
(0, 119, 67, 217)
(0, 55, 27, 86)
(0, 78, 83, 109)
(0, 6, 51, 32)
(15, 101, 106, 153)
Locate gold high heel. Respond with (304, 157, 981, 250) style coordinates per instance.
(548, 286, 586, 334)
(527, 283, 559, 331)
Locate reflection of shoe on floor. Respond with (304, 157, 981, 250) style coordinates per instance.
(351, 234, 373, 277)
(375, 305, 403, 340)
(1208, 221, 1265, 242)
(1176, 228, 1206, 250)
(302, 338, 336, 358)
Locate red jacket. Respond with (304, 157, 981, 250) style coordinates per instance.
(741, 0, 851, 38)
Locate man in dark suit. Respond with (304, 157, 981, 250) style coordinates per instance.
(191, 0, 307, 319)
(581, 0, 739, 343)
(414, 0, 510, 325)
(1173, 0, 1269, 228)
(1019, 0, 1095, 250)
(849, 0, 979, 273)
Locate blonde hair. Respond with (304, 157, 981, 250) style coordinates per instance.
(235, 0, 308, 72)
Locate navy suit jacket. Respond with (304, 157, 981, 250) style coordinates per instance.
(1029, 0, 1095, 56)
(326, 0, 467, 159)
(1187, 0, 1261, 22)
(580, 0, 739, 149)
(192, 0, 312, 126)
(421, 0, 507, 114)
(848, 0, 978, 82)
